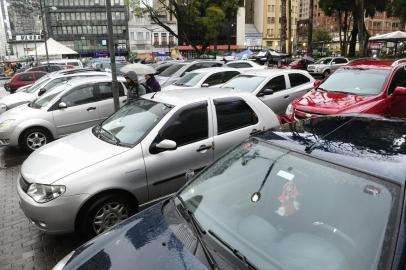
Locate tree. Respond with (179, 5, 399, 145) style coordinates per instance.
(313, 28, 332, 43)
(139, 0, 239, 56)
(288, 0, 292, 53)
(387, 0, 406, 31)
(307, 0, 314, 56)
(280, 0, 287, 52)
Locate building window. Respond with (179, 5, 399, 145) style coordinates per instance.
(146, 32, 150, 41)
(130, 32, 135, 40)
(137, 32, 143, 40)
(161, 33, 167, 45)
(154, 33, 159, 45)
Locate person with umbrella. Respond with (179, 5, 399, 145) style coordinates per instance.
(144, 73, 161, 92)
(124, 70, 145, 102)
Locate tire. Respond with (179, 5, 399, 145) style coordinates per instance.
(323, 70, 330, 78)
(78, 194, 137, 238)
(19, 127, 52, 152)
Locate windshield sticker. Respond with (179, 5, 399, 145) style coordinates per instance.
(277, 170, 295, 181)
(244, 143, 253, 150)
(364, 185, 381, 196)
(276, 182, 299, 217)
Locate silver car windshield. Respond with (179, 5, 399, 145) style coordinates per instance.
(31, 84, 67, 109)
(23, 75, 51, 93)
(319, 69, 390, 95)
(174, 72, 205, 86)
(222, 75, 265, 92)
(94, 99, 173, 146)
(180, 141, 397, 270)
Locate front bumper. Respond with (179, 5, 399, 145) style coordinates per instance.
(17, 177, 90, 234)
(0, 129, 15, 146)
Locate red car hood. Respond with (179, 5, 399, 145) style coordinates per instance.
(293, 90, 379, 114)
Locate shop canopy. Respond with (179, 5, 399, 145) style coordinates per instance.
(369, 31, 406, 42)
(29, 38, 78, 56)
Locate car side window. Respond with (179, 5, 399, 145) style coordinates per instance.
(203, 73, 225, 86)
(186, 64, 204, 73)
(388, 67, 406, 95)
(334, 58, 348, 64)
(229, 63, 252, 68)
(36, 73, 47, 79)
(61, 84, 97, 107)
(289, 73, 311, 87)
(156, 102, 208, 147)
(97, 82, 125, 100)
(20, 73, 35, 81)
(214, 98, 258, 134)
(222, 71, 240, 82)
(262, 75, 286, 92)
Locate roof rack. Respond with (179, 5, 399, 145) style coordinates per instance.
(391, 58, 406, 66)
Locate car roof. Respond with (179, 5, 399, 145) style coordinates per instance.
(53, 71, 110, 78)
(346, 59, 402, 70)
(64, 76, 126, 88)
(188, 67, 239, 74)
(256, 115, 406, 184)
(243, 68, 309, 77)
(142, 88, 252, 106)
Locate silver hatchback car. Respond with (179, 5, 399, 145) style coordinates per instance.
(18, 88, 280, 237)
(0, 76, 127, 151)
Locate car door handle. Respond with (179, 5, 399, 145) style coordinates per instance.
(122, 99, 127, 103)
(284, 95, 290, 99)
(196, 145, 212, 152)
(87, 107, 96, 111)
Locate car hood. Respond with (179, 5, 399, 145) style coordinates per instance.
(162, 84, 191, 91)
(62, 202, 208, 270)
(21, 128, 130, 184)
(0, 91, 34, 108)
(293, 90, 377, 114)
(0, 103, 43, 121)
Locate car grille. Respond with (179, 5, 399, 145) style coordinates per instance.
(19, 176, 30, 193)
(294, 109, 325, 121)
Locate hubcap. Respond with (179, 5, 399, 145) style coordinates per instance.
(93, 202, 129, 234)
(26, 132, 47, 150)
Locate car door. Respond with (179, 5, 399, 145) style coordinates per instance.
(52, 83, 100, 136)
(386, 66, 406, 119)
(287, 72, 314, 101)
(212, 97, 261, 160)
(95, 81, 127, 120)
(141, 101, 214, 200)
(256, 74, 289, 114)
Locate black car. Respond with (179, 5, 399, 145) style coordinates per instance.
(55, 115, 406, 270)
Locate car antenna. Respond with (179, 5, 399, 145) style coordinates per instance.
(304, 117, 357, 154)
(151, 91, 159, 99)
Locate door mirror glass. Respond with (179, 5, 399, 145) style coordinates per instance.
(38, 88, 46, 96)
(155, 139, 177, 151)
(58, 102, 67, 109)
(201, 83, 209, 88)
(185, 169, 195, 182)
(258, 88, 273, 97)
(393, 86, 406, 97)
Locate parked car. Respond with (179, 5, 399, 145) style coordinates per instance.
(253, 49, 289, 65)
(54, 114, 406, 270)
(286, 59, 406, 121)
(163, 67, 241, 91)
(0, 71, 110, 115)
(156, 60, 224, 87)
(306, 57, 349, 77)
(25, 64, 65, 73)
(281, 58, 315, 70)
(225, 60, 267, 70)
(149, 62, 177, 75)
(221, 69, 314, 115)
(18, 89, 280, 238)
(4, 71, 48, 93)
(0, 76, 127, 151)
(42, 59, 84, 68)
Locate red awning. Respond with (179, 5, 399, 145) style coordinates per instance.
(178, 45, 239, 51)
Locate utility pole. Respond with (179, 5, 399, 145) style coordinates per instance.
(39, 0, 50, 69)
(106, 0, 119, 112)
(307, 0, 314, 56)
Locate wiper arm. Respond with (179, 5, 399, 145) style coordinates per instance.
(176, 196, 219, 270)
(99, 126, 121, 145)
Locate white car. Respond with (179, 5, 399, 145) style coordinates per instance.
(225, 60, 267, 70)
(0, 76, 127, 151)
(221, 69, 315, 115)
(162, 67, 241, 91)
(307, 57, 349, 77)
(0, 71, 110, 114)
(18, 88, 280, 236)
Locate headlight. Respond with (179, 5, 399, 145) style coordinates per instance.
(0, 119, 15, 130)
(286, 103, 293, 116)
(52, 251, 74, 270)
(27, 183, 66, 203)
(0, 104, 7, 111)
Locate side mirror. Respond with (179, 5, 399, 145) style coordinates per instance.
(201, 83, 209, 88)
(393, 86, 406, 97)
(38, 88, 46, 96)
(313, 80, 322, 89)
(185, 169, 195, 182)
(151, 139, 177, 154)
(58, 102, 67, 109)
(258, 88, 274, 97)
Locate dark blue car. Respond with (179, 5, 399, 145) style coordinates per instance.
(54, 115, 406, 270)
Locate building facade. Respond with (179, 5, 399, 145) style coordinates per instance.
(45, 0, 129, 57)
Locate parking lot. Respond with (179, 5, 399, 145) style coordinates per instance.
(0, 85, 85, 270)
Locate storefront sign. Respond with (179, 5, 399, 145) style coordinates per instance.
(15, 35, 41, 41)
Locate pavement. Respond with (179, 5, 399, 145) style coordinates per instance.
(0, 84, 86, 270)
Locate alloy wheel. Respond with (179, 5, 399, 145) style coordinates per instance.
(26, 132, 48, 150)
(92, 202, 129, 235)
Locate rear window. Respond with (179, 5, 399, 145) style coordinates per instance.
(289, 73, 311, 87)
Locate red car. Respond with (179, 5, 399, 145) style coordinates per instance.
(285, 59, 406, 121)
(282, 58, 314, 70)
(4, 71, 48, 93)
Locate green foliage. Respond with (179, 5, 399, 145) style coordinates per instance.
(312, 28, 332, 43)
(387, 0, 406, 29)
(197, 6, 226, 43)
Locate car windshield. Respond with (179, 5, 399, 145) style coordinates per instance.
(320, 69, 390, 95)
(222, 75, 266, 92)
(316, 58, 332, 64)
(174, 72, 206, 86)
(159, 64, 186, 77)
(94, 99, 173, 146)
(23, 75, 51, 93)
(31, 84, 67, 109)
(179, 140, 398, 270)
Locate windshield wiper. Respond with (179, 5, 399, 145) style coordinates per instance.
(176, 195, 219, 270)
(208, 230, 258, 270)
(97, 124, 121, 145)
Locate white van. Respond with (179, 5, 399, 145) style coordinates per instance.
(41, 59, 83, 68)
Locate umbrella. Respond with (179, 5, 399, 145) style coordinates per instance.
(120, 63, 157, 75)
(303, 56, 315, 62)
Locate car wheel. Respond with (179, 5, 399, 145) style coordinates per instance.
(323, 70, 330, 78)
(79, 194, 137, 238)
(19, 127, 52, 152)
